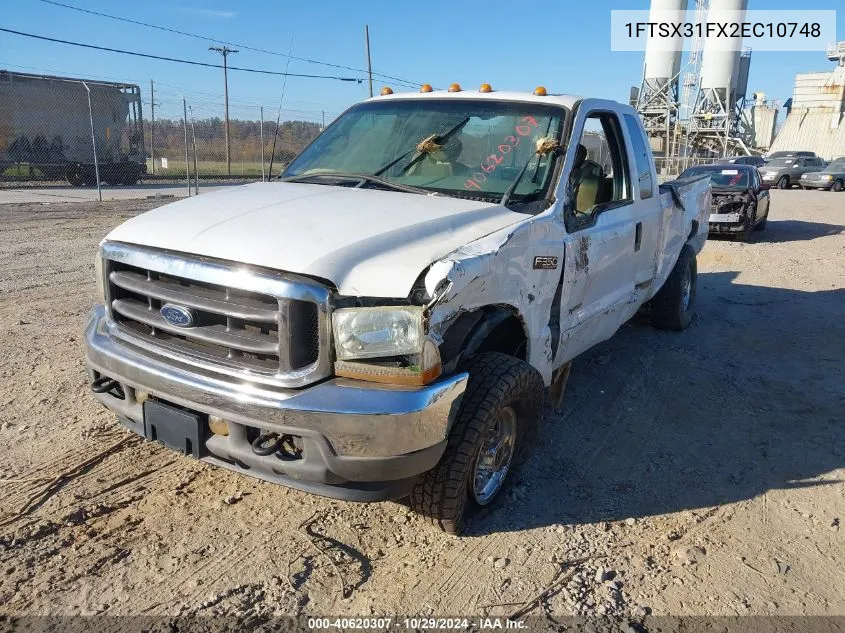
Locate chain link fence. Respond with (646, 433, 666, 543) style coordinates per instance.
(0, 70, 336, 200)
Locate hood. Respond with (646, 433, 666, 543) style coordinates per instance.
(105, 182, 526, 297)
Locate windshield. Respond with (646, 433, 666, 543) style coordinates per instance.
(826, 158, 845, 171)
(766, 159, 795, 168)
(283, 99, 567, 203)
(681, 166, 750, 188)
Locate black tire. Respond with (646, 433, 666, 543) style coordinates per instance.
(833, 179, 844, 192)
(409, 352, 544, 534)
(66, 167, 83, 187)
(777, 176, 790, 189)
(650, 244, 697, 331)
(735, 205, 757, 243)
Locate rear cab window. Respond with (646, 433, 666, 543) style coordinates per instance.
(623, 114, 654, 200)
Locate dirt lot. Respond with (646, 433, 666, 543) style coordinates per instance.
(1, 191, 843, 623)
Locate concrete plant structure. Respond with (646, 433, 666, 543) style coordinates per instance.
(767, 42, 845, 160)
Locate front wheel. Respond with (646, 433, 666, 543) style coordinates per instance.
(650, 244, 697, 331)
(410, 352, 544, 534)
(833, 179, 844, 192)
(777, 176, 790, 189)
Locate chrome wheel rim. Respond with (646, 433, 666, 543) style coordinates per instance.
(681, 265, 692, 311)
(472, 406, 517, 505)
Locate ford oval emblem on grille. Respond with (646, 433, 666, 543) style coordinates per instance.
(160, 303, 196, 328)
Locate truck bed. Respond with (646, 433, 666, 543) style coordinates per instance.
(651, 175, 711, 296)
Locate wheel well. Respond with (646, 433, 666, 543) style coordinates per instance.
(438, 307, 528, 373)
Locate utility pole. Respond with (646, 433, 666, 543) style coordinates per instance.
(150, 79, 156, 175)
(365, 25, 373, 98)
(209, 45, 238, 175)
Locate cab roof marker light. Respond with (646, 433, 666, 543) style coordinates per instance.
(420, 83, 433, 93)
(479, 83, 493, 93)
(448, 83, 461, 92)
(380, 86, 393, 96)
(533, 86, 548, 96)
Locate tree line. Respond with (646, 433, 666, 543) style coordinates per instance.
(145, 117, 322, 163)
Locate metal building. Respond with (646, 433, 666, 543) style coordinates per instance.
(745, 93, 778, 151)
(767, 43, 845, 160)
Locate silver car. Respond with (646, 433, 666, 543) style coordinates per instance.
(761, 156, 827, 189)
(800, 157, 845, 192)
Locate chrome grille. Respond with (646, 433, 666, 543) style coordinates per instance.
(101, 242, 332, 388)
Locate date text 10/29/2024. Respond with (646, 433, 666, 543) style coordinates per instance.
(307, 617, 528, 630)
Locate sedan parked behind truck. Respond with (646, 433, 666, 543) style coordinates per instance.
(761, 156, 827, 189)
(800, 157, 845, 191)
(680, 164, 769, 242)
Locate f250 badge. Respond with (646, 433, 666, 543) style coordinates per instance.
(160, 303, 196, 328)
(533, 256, 559, 270)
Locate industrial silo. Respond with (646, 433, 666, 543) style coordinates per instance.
(700, 0, 748, 100)
(734, 49, 752, 104)
(643, 0, 689, 89)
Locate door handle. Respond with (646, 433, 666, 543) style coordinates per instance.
(634, 222, 642, 252)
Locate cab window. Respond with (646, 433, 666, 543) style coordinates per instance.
(623, 114, 654, 200)
(568, 112, 631, 223)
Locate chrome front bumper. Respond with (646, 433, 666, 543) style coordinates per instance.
(84, 305, 468, 501)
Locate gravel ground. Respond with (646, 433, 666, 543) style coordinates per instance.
(0, 191, 843, 623)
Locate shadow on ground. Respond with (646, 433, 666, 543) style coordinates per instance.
(706, 219, 844, 244)
(470, 270, 845, 535)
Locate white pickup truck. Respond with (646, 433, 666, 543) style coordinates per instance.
(85, 85, 710, 533)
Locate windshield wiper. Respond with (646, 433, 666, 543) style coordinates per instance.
(281, 172, 432, 196)
(373, 117, 471, 177)
(500, 137, 561, 207)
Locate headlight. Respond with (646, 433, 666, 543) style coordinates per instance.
(332, 306, 441, 385)
(333, 306, 423, 360)
(94, 253, 106, 303)
(822, 174, 833, 181)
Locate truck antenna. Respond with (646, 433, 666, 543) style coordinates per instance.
(268, 37, 295, 180)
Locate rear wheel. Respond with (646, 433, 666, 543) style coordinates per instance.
(833, 179, 844, 192)
(650, 244, 697, 331)
(777, 176, 790, 189)
(65, 167, 83, 187)
(410, 352, 544, 534)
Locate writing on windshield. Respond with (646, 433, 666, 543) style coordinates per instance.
(465, 116, 540, 191)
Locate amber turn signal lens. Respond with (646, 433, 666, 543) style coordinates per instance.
(208, 415, 229, 436)
(533, 86, 548, 96)
(448, 82, 461, 92)
(479, 83, 493, 93)
(420, 83, 433, 93)
(380, 86, 393, 95)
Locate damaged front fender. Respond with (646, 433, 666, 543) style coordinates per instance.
(423, 213, 565, 384)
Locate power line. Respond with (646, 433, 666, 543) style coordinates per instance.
(35, 0, 422, 88)
(0, 29, 364, 82)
